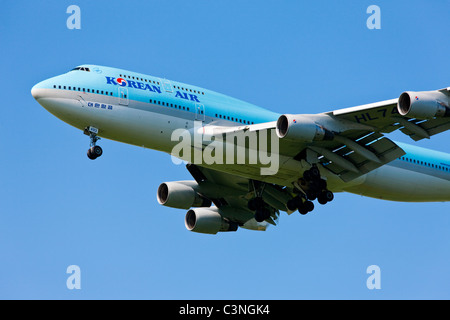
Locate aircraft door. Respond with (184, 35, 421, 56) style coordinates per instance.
(195, 103, 205, 121)
(77, 95, 87, 107)
(161, 79, 173, 93)
(118, 87, 129, 105)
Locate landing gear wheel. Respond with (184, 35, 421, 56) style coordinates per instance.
(306, 190, 317, 201)
(296, 198, 314, 215)
(248, 195, 271, 222)
(298, 206, 309, 215)
(87, 146, 103, 160)
(304, 200, 314, 213)
(324, 190, 334, 202)
(287, 198, 298, 211)
(303, 166, 320, 181)
(255, 207, 271, 222)
(309, 166, 320, 179)
(92, 145, 103, 158)
(318, 190, 334, 205)
(87, 148, 96, 160)
(317, 179, 327, 190)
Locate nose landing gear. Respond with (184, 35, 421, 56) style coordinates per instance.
(84, 126, 103, 160)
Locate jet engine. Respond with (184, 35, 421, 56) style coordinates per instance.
(276, 114, 334, 141)
(185, 208, 238, 234)
(157, 181, 211, 209)
(397, 90, 450, 120)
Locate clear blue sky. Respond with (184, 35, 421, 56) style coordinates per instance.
(1, 0, 449, 299)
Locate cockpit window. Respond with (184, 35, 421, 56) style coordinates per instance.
(71, 67, 90, 72)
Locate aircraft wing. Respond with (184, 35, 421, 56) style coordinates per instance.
(330, 88, 450, 141)
(202, 111, 406, 183)
(314, 88, 450, 180)
(203, 88, 450, 182)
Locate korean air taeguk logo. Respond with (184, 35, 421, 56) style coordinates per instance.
(116, 77, 127, 86)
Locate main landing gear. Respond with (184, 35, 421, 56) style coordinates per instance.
(287, 165, 334, 215)
(247, 181, 272, 223)
(84, 126, 103, 160)
(248, 196, 271, 222)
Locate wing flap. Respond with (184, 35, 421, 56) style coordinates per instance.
(309, 131, 405, 182)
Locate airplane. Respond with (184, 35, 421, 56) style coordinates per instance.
(31, 64, 450, 234)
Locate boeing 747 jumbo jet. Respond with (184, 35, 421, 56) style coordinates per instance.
(31, 65, 450, 234)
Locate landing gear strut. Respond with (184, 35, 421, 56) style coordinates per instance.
(248, 181, 272, 222)
(84, 126, 103, 160)
(289, 165, 334, 215)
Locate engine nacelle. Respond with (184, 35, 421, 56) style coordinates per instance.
(157, 181, 211, 210)
(276, 114, 334, 141)
(397, 90, 450, 119)
(185, 208, 238, 234)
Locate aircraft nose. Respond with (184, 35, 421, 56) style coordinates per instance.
(31, 84, 38, 99)
(31, 82, 45, 100)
